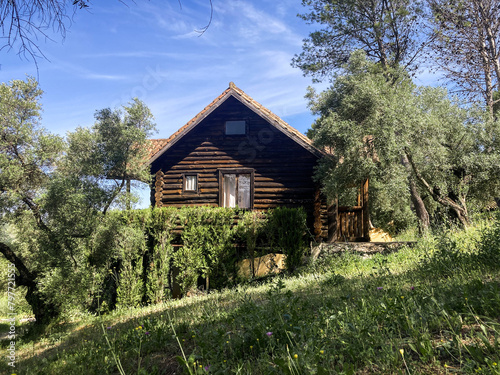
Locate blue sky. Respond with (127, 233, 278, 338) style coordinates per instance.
(1, 0, 436, 207)
(2, 0, 328, 137)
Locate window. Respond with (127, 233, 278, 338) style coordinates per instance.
(219, 169, 254, 209)
(225, 120, 246, 135)
(183, 174, 198, 192)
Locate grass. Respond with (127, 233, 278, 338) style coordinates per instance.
(1, 216, 500, 374)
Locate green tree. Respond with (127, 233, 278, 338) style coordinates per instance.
(309, 52, 500, 230)
(294, 0, 432, 229)
(292, 0, 427, 81)
(0, 78, 156, 323)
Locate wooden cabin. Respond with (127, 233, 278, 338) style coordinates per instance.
(147, 83, 369, 242)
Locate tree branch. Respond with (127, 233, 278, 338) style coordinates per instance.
(0, 241, 37, 288)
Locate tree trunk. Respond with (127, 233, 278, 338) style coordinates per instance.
(405, 149, 470, 227)
(409, 177, 430, 231)
(0, 242, 59, 324)
(401, 154, 430, 230)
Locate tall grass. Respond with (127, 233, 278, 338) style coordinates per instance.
(1, 215, 499, 374)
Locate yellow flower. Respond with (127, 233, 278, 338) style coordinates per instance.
(294, 354, 298, 359)
(444, 364, 448, 368)
(226, 341, 229, 344)
(320, 350, 324, 355)
(399, 349, 404, 356)
(250, 345, 253, 349)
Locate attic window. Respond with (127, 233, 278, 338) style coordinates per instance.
(225, 121, 246, 135)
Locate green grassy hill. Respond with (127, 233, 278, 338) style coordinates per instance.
(1, 216, 500, 374)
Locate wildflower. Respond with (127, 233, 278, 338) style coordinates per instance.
(106, 326, 112, 330)
(400, 349, 404, 356)
(145, 332, 150, 335)
(250, 345, 253, 349)
(410, 286, 415, 291)
(192, 335, 195, 338)
(294, 354, 298, 359)
(444, 364, 448, 368)
(266, 331, 273, 337)
(204, 365, 211, 371)
(320, 350, 324, 355)
(401, 296, 404, 299)
(226, 341, 229, 344)
(377, 287, 383, 290)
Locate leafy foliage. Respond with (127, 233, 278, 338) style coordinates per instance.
(293, 0, 426, 81)
(308, 52, 500, 231)
(5, 216, 500, 375)
(0, 78, 157, 323)
(266, 207, 308, 272)
(428, 0, 500, 115)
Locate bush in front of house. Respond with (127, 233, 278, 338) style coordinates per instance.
(266, 206, 308, 273)
(91, 206, 308, 310)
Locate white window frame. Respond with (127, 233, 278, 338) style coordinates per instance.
(183, 174, 198, 193)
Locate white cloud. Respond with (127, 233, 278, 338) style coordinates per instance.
(84, 73, 128, 80)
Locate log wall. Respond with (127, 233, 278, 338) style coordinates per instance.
(150, 96, 329, 240)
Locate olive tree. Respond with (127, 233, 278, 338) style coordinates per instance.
(0, 78, 156, 323)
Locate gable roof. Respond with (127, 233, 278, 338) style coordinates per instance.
(148, 82, 323, 164)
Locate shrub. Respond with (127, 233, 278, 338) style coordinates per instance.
(145, 207, 178, 304)
(115, 225, 146, 309)
(266, 207, 308, 273)
(174, 207, 237, 293)
(236, 210, 267, 278)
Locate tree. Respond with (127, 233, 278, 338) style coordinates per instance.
(427, 0, 500, 117)
(0, 78, 156, 323)
(292, 0, 427, 81)
(294, 0, 433, 229)
(309, 52, 500, 230)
